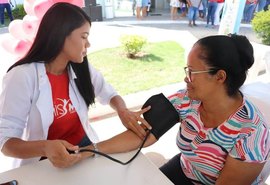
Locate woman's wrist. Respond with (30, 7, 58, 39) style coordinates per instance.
(92, 142, 99, 157)
(92, 142, 98, 151)
(116, 105, 128, 114)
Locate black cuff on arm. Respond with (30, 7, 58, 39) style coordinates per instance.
(142, 93, 179, 140)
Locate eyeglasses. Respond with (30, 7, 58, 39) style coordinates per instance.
(184, 67, 216, 82)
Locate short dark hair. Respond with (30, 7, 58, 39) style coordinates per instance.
(195, 34, 254, 96)
(8, 2, 95, 107)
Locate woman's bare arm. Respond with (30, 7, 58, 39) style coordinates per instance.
(216, 155, 265, 185)
(2, 138, 81, 168)
(81, 129, 157, 154)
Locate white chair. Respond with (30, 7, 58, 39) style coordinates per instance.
(247, 43, 270, 83)
(265, 51, 270, 78)
(242, 81, 270, 185)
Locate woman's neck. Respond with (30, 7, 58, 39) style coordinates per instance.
(45, 59, 68, 75)
(199, 92, 243, 128)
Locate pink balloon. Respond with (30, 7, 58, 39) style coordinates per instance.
(53, 0, 83, 6)
(71, 0, 84, 7)
(15, 40, 32, 57)
(33, 0, 54, 19)
(22, 15, 40, 41)
(1, 35, 32, 58)
(23, 0, 35, 16)
(24, 0, 36, 4)
(51, 0, 73, 3)
(8, 20, 27, 40)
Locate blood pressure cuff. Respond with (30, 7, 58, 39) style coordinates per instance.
(142, 93, 179, 140)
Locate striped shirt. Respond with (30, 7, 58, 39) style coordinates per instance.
(168, 89, 270, 184)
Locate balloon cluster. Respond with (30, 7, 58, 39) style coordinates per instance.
(1, 0, 84, 61)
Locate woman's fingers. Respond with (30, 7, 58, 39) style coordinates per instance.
(46, 140, 82, 168)
(129, 106, 152, 138)
(137, 105, 152, 129)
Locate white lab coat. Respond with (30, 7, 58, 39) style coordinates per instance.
(0, 62, 117, 168)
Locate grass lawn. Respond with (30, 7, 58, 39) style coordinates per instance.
(88, 41, 186, 95)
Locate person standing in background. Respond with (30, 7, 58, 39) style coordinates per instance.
(243, 0, 257, 23)
(198, 0, 204, 19)
(214, 0, 224, 25)
(201, 0, 208, 18)
(132, 0, 136, 15)
(180, 0, 188, 17)
(136, 0, 148, 19)
(257, 0, 266, 11)
(146, 0, 151, 16)
(170, 0, 180, 20)
(0, 0, 13, 27)
(206, 0, 217, 28)
(264, 0, 270, 10)
(186, 0, 201, 27)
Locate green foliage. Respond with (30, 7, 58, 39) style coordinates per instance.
(120, 35, 147, 58)
(251, 10, 270, 45)
(5, 4, 26, 20)
(89, 41, 185, 95)
(12, 4, 27, 19)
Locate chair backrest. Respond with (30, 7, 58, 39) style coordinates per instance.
(247, 43, 270, 83)
(242, 82, 270, 185)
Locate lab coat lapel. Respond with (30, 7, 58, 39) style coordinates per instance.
(35, 63, 54, 138)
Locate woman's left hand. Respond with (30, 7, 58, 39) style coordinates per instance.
(118, 106, 152, 139)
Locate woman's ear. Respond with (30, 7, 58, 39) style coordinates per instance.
(216, 70, 226, 83)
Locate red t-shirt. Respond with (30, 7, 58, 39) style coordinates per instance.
(47, 71, 85, 145)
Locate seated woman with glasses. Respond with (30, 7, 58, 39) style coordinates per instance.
(59, 34, 267, 184)
(159, 34, 270, 185)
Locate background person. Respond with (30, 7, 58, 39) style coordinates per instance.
(179, 0, 188, 17)
(264, 0, 270, 10)
(135, 0, 148, 19)
(170, 0, 180, 20)
(257, 0, 266, 11)
(243, 0, 257, 23)
(198, 1, 204, 19)
(206, 0, 217, 28)
(0, 0, 13, 27)
(186, 0, 201, 27)
(132, 0, 136, 15)
(0, 2, 151, 169)
(201, 0, 208, 18)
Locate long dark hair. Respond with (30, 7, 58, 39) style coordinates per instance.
(8, 2, 95, 107)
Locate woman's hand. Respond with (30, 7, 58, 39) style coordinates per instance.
(44, 140, 83, 168)
(118, 106, 152, 139)
(109, 95, 152, 139)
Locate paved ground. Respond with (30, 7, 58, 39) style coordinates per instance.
(0, 12, 265, 174)
(0, 11, 260, 42)
(106, 12, 260, 43)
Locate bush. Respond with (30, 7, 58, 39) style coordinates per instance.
(251, 9, 270, 45)
(120, 35, 147, 58)
(12, 4, 27, 19)
(5, 4, 26, 20)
